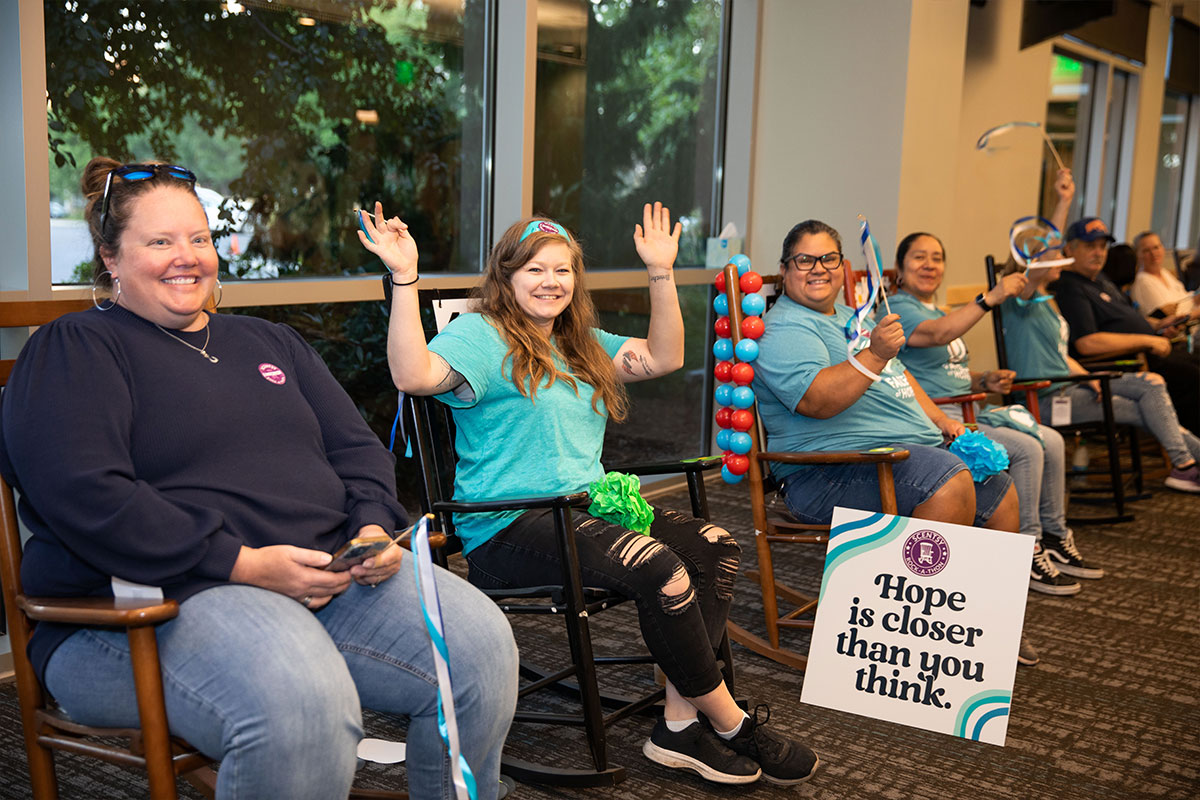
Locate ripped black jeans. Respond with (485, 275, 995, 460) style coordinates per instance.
(465, 506, 740, 698)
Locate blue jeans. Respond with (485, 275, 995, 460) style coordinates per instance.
(944, 405, 1068, 541)
(1042, 373, 1200, 467)
(44, 566, 518, 800)
(779, 442, 1012, 527)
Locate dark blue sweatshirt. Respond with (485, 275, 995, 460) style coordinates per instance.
(0, 305, 407, 682)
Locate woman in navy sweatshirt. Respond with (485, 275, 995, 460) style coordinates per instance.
(0, 158, 517, 800)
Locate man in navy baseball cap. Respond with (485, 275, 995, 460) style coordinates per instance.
(1064, 217, 1116, 246)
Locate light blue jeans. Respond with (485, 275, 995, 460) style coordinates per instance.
(44, 565, 518, 800)
(1042, 373, 1200, 467)
(945, 405, 1068, 541)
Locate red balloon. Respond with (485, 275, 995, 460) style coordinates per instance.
(714, 316, 731, 338)
(722, 450, 735, 466)
(715, 407, 733, 429)
(741, 316, 765, 339)
(731, 409, 755, 432)
(739, 271, 763, 294)
(726, 455, 750, 475)
(714, 271, 726, 293)
(731, 362, 755, 386)
(714, 360, 733, 383)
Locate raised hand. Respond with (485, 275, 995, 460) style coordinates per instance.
(633, 201, 681, 274)
(986, 271, 1029, 305)
(356, 201, 418, 281)
(868, 313, 905, 361)
(1054, 168, 1075, 203)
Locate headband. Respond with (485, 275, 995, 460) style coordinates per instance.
(519, 220, 571, 243)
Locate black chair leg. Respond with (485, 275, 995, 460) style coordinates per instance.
(553, 505, 608, 773)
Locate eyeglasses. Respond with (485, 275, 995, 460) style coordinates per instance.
(99, 163, 197, 237)
(786, 251, 843, 272)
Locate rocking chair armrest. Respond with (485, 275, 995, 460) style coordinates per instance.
(932, 392, 987, 406)
(1011, 380, 1052, 391)
(19, 595, 180, 627)
(607, 455, 724, 477)
(432, 491, 591, 515)
(757, 448, 911, 466)
(1019, 371, 1121, 384)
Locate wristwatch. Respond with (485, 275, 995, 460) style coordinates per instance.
(974, 292, 993, 312)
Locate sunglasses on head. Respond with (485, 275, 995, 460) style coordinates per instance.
(99, 163, 197, 237)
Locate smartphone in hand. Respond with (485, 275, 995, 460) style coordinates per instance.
(323, 517, 427, 572)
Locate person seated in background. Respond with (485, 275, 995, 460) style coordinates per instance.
(363, 201, 819, 787)
(1001, 249, 1200, 494)
(1053, 218, 1199, 434)
(888, 169, 1100, 597)
(1101, 243, 1137, 291)
(0, 157, 518, 800)
(1129, 231, 1200, 323)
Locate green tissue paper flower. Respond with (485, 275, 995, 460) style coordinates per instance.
(588, 472, 654, 535)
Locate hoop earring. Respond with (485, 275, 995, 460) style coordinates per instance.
(212, 278, 223, 309)
(92, 271, 121, 311)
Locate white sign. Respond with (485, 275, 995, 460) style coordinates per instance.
(799, 507, 1031, 746)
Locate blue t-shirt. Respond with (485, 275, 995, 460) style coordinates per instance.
(752, 296, 942, 481)
(1000, 296, 1071, 396)
(428, 313, 628, 553)
(889, 291, 972, 398)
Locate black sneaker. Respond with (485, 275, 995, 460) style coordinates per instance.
(1030, 544, 1081, 596)
(1041, 530, 1104, 579)
(642, 719, 761, 784)
(718, 704, 819, 785)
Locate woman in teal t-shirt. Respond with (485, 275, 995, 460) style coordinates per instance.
(889, 230, 1096, 597)
(752, 220, 1018, 532)
(357, 203, 818, 787)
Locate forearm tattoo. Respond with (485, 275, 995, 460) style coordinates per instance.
(649, 274, 672, 284)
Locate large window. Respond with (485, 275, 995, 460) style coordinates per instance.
(531, 0, 726, 268)
(45, 0, 489, 284)
(1151, 91, 1200, 249)
(1041, 49, 1137, 239)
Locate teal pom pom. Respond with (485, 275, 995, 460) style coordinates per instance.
(949, 430, 1010, 482)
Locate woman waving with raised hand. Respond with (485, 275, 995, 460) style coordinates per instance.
(359, 201, 819, 788)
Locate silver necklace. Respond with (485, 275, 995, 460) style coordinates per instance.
(155, 321, 219, 363)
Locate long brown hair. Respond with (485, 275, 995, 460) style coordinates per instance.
(474, 218, 629, 422)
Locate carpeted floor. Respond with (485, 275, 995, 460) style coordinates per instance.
(1, 479, 1197, 799)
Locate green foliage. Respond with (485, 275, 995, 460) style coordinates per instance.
(45, 0, 482, 275)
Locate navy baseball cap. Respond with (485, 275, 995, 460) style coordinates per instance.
(1065, 217, 1116, 243)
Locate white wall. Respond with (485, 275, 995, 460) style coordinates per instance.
(748, 0, 913, 272)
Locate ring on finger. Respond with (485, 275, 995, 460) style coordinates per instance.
(301, 595, 313, 607)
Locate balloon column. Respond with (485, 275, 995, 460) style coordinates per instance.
(713, 254, 766, 484)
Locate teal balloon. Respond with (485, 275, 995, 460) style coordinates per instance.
(713, 294, 729, 315)
(742, 293, 766, 316)
(715, 384, 733, 406)
(715, 429, 732, 450)
(731, 386, 755, 409)
(395, 60, 414, 84)
(721, 465, 745, 484)
(713, 339, 733, 360)
(729, 254, 752, 275)
(735, 339, 759, 362)
(729, 431, 752, 454)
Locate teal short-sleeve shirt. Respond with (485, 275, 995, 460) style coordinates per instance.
(751, 296, 942, 482)
(889, 291, 972, 398)
(427, 313, 628, 553)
